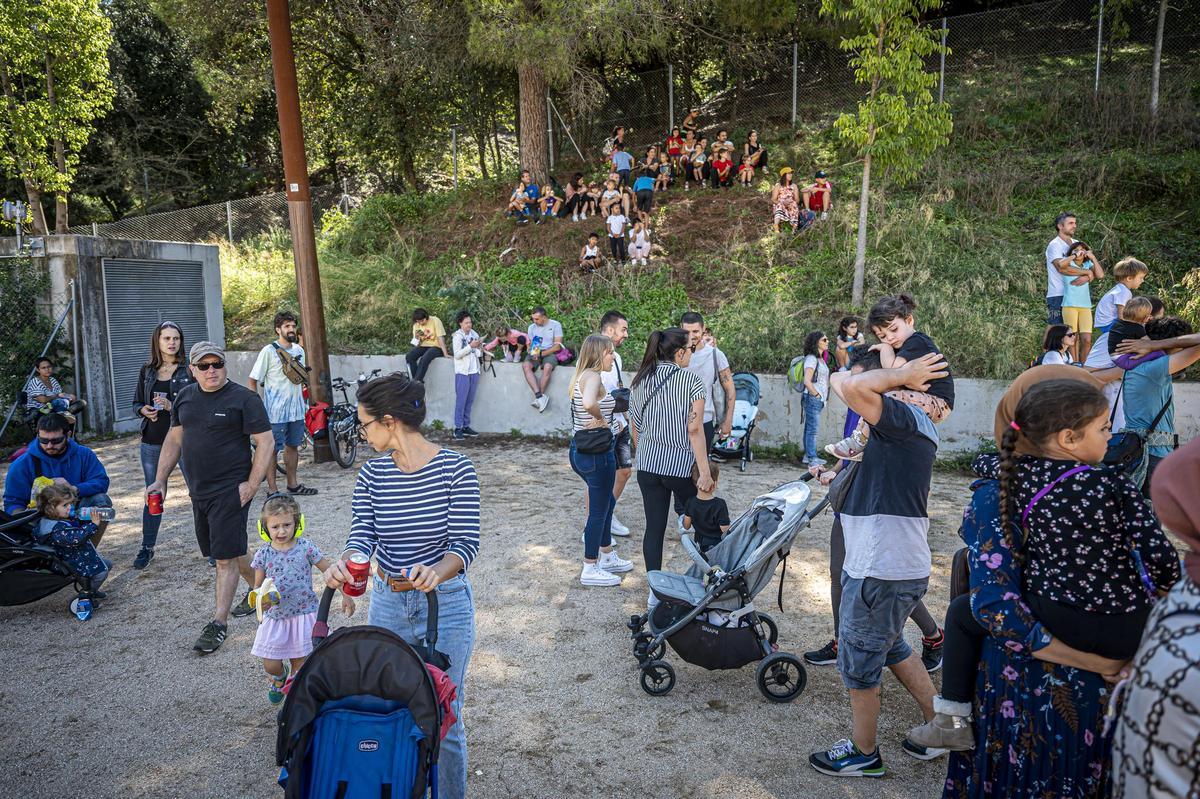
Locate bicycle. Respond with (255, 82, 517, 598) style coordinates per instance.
(327, 369, 382, 469)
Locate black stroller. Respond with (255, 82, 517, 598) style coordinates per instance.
(0, 508, 105, 614)
(276, 586, 454, 798)
(628, 475, 830, 702)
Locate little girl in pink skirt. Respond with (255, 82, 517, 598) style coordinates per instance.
(250, 494, 351, 704)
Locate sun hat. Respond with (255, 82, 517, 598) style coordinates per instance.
(779, 166, 793, 177)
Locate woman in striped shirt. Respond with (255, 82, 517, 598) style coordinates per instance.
(629, 328, 713, 603)
(322, 373, 479, 799)
(569, 335, 634, 587)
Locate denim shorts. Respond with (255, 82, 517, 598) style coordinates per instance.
(272, 419, 306, 451)
(837, 573, 929, 690)
(1045, 295, 1064, 325)
(614, 426, 633, 470)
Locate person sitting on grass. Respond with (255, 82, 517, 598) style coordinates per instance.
(655, 151, 673, 192)
(580, 232, 602, 273)
(771, 167, 803, 234)
(681, 461, 730, 554)
(665, 127, 684, 171)
(803, 170, 833, 219)
(710, 147, 734, 189)
(687, 142, 707, 191)
(737, 154, 754, 186)
(742, 129, 767, 179)
(505, 169, 538, 223)
(538, 183, 559, 221)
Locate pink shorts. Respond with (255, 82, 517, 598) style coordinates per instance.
(251, 611, 316, 660)
(884, 390, 951, 423)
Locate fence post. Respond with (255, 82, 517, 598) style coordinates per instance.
(791, 42, 798, 126)
(452, 126, 459, 189)
(939, 18, 947, 103)
(546, 94, 554, 171)
(226, 201, 234, 244)
(668, 64, 674, 130)
(91, 222, 98, 236)
(1094, 0, 1105, 97)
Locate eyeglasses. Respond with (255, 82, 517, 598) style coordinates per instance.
(38, 436, 66, 447)
(194, 360, 225, 371)
(358, 417, 384, 441)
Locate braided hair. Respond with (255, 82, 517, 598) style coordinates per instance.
(997, 379, 1109, 563)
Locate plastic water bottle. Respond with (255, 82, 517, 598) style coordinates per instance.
(71, 597, 93, 621)
(73, 506, 116, 522)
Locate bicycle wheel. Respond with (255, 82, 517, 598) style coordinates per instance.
(331, 417, 357, 469)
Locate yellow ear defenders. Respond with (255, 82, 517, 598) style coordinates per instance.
(258, 512, 306, 542)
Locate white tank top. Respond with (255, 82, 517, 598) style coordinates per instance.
(584, 244, 599, 258)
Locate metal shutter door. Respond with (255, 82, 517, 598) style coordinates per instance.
(103, 259, 210, 422)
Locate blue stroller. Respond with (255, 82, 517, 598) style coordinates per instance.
(710, 372, 760, 472)
(276, 586, 452, 798)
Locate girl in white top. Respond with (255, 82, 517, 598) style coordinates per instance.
(629, 221, 651, 265)
(1037, 324, 1077, 367)
(451, 311, 483, 440)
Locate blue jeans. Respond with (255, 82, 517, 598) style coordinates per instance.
(569, 438, 616, 560)
(802, 393, 824, 463)
(454, 373, 479, 429)
(1046, 295, 1064, 325)
(139, 443, 187, 550)
(368, 573, 475, 799)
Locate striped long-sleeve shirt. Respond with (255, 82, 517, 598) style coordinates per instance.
(344, 449, 480, 575)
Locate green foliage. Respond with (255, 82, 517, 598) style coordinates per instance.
(329, 193, 457, 255)
(0, 0, 115, 224)
(0, 261, 62, 440)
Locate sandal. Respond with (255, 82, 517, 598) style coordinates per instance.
(287, 484, 318, 496)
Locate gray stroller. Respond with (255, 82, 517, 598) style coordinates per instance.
(627, 475, 830, 702)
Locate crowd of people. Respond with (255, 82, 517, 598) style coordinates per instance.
(504, 118, 834, 270)
(3, 203, 1198, 798)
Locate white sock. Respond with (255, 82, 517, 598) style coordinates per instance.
(934, 695, 973, 718)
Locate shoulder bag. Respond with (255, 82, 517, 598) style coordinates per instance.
(572, 384, 613, 454)
(609, 363, 630, 414)
(1103, 379, 1171, 477)
(271, 343, 310, 385)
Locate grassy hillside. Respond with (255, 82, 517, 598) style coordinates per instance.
(222, 61, 1200, 378)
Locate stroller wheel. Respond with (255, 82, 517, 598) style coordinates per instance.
(739, 459, 747, 472)
(756, 652, 807, 703)
(633, 632, 666, 663)
(757, 613, 779, 645)
(640, 660, 676, 696)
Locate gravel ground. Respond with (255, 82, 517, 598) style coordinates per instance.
(1, 435, 971, 799)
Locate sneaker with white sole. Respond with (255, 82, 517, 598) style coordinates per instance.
(803, 639, 839, 666)
(906, 698, 974, 753)
(530, 395, 541, 409)
(809, 738, 885, 778)
(610, 515, 630, 536)
(536, 395, 549, 413)
(581, 562, 621, 587)
(901, 735, 952, 760)
(598, 549, 633, 573)
(825, 428, 868, 462)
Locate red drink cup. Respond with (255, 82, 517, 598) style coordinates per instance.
(343, 552, 370, 597)
(147, 490, 163, 516)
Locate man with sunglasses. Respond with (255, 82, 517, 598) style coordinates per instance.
(4, 413, 112, 543)
(148, 341, 275, 654)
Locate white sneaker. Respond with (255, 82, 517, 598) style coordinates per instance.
(581, 562, 621, 587)
(580, 212, 587, 221)
(647, 588, 660, 609)
(536, 394, 550, 413)
(821, 211, 829, 220)
(610, 515, 630, 536)
(530, 395, 540, 408)
(572, 212, 579, 222)
(599, 549, 634, 573)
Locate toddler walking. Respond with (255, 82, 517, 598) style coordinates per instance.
(249, 494, 348, 704)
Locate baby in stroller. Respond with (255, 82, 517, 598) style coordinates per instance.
(34, 484, 110, 614)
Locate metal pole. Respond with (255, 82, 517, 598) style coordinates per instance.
(1094, 0, 1105, 97)
(91, 222, 98, 236)
(452, 126, 459, 189)
(668, 64, 674, 130)
(939, 18, 947, 103)
(265, 0, 334, 462)
(548, 97, 585, 162)
(546, 94, 554, 171)
(791, 42, 798, 126)
(226, 201, 234, 243)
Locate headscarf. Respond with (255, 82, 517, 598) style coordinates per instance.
(993, 365, 1104, 455)
(1151, 436, 1200, 584)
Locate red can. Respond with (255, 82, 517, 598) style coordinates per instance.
(147, 490, 164, 516)
(343, 552, 370, 597)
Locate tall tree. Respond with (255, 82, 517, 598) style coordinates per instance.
(0, 0, 114, 233)
(1148, 0, 1167, 126)
(820, 0, 952, 305)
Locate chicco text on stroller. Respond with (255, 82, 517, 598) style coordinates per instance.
(276, 586, 457, 799)
(627, 474, 830, 702)
(709, 372, 760, 472)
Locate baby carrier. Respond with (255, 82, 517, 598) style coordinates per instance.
(627, 475, 831, 701)
(710, 372, 760, 472)
(0, 508, 106, 616)
(276, 587, 457, 798)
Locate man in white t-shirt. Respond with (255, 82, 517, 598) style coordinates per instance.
(599, 310, 633, 537)
(522, 306, 563, 413)
(248, 311, 316, 496)
(1044, 212, 1093, 325)
(679, 312, 735, 453)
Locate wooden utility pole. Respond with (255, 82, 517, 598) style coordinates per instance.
(265, 0, 333, 462)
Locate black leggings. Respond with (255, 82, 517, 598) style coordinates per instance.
(406, 347, 442, 381)
(638, 470, 697, 572)
(941, 594, 986, 704)
(609, 235, 628, 262)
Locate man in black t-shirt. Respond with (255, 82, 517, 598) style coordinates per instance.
(147, 341, 274, 655)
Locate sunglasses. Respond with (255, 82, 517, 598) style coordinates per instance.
(38, 436, 66, 447)
(194, 360, 225, 371)
(1065, 332, 1078, 337)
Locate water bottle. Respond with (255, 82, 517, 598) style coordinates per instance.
(72, 505, 116, 522)
(71, 597, 93, 621)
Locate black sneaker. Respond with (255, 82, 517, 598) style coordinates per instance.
(804, 639, 838, 666)
(207, 556, 216, 567)
(809, 738, 885, 778)
(922, 629, 945, 673)
(462, 427, 480, 438)
(452, 428, 465, 441)
(133, 547, 154, 570)
(231, 591, 255, 618)
(193, 621, 227, 654)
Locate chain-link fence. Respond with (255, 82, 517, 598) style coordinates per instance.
(550, 0, 1200, 163)
(0, 258, 76, 443)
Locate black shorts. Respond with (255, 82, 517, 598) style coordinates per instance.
(615, 425, 633, 470)
(636, 189, 653, 213)
(191, 487, 251, 560)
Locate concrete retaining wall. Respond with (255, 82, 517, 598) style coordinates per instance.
(226, 351, 1200, 454)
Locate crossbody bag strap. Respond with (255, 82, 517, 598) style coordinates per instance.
(1109, 377, 1124, 425)
(1021, 464, 1091, 531)
(639, 365, 679, 418)
(1146, 395, 1173, 435)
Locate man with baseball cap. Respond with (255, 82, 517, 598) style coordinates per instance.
(147, 341, 275, 654)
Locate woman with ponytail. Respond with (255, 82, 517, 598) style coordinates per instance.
(930, 371, 1179, 798)
(629, 328, 711, 608)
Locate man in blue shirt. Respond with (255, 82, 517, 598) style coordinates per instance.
(506, 170, 539, 223)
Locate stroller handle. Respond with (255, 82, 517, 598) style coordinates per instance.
(313, 584, 440, 649)
(0, 509, 40, 533)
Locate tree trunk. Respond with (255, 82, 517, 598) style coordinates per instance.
(476, 128, 489, 180)
(1149, 0, 1166, 125)
(23, 179, 50, 236)
(852, 152, 871, 306)
(45, 53, 68, 232)
(517, 62, 549, 184)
